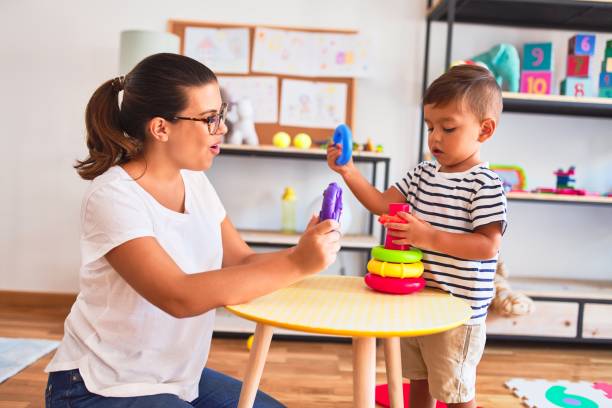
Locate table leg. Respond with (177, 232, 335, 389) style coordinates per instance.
(238, 323, 274, 408)
(352, 336, 376, 408)
(383, 337, 403, 408)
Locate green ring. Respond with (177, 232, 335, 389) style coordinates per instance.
(371, 245, 423, 263)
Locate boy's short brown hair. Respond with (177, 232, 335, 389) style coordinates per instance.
(423, 64, 503, 121)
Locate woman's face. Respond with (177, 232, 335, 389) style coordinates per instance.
(166, 83, 227, 171)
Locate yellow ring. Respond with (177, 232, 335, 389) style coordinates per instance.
(367, 259, 424, 279)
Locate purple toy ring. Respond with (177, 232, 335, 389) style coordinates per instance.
(319, 182, 343, 222)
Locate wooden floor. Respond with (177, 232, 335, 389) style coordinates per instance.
(1, 302, 611, 407)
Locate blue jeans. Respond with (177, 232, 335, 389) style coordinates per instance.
(45, 368, 285, 407)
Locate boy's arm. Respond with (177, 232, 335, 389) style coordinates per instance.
(386, 212, 503, 260)
(327, 144, 404, 215)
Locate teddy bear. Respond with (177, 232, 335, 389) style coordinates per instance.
(224, 98, 259, 146)
(490, 258, 535, 317)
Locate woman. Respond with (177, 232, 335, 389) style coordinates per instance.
(44, 53, 340, 407)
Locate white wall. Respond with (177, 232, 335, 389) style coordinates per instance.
(0, 0, 424, 292)
(1, 1, 610, 293)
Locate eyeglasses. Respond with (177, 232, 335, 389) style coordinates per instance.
(173, 103, 228, 134)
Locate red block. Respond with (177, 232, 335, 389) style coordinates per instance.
(567, 55, 590, 77)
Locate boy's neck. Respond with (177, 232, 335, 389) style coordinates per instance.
(438, 152, 483, 173)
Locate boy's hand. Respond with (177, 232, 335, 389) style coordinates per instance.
(384, 211, 435, 249)
(327, 144, 356, 178)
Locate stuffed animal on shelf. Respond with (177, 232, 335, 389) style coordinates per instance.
(454, 43, 520, 92)
(490, 259, 535, 317)
(225, 99, 259, 146)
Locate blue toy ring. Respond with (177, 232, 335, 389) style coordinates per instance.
(333, 124, 352, 166)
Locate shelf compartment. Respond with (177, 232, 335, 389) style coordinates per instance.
(238, 229, 379, 250)
(220, 143, 391, 163)
(502, 92, 612, 118)
(506, 277, 612, 301)
(507, 191, 612, 206)
(428, 0, 612, 33)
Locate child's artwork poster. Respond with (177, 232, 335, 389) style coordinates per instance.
(252, 27, 369, 77)
(279, 79, 347, 128)
(184, 27, 250, 74)
(217, 76, 279, 123)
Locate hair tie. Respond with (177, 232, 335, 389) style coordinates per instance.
(111, 76, 125, 91)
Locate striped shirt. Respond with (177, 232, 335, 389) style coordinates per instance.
(394, 161, 507, 324)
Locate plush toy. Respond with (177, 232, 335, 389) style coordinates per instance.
(454, 43, 520, 92)
(225, 99, 259, 146)
(491, 259, 535, 317)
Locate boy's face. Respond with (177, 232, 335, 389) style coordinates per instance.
(424, 100, 495, 172)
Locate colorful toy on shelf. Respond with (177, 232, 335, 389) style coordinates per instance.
(363, 203, 426, 296)
(272, 131, 291, 148)
(534, 166, 587, 196)
(281, 187, 297, 233)
(454, 43, 520, 92)
(569, 34, 596, 56)
(319, 182, 343, 222)
(561, 34, 597, 97)
(599, 40, 612, 99)
(490, 165, 527, 192)
(332, 124, 353, 165)
(225, 99, 259, 146)
(521, 42, 553, 95)
(293, 132, 312, 149)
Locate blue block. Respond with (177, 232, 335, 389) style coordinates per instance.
(600, 72, 612, 88)
(568, 34, 596, 56)
(523, 43, 553, 71)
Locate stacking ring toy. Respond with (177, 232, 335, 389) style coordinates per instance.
(364, 273, 426, 295)
(319, 182, 343, 222)
(333, 124, 352, 165)
(371, 246, 423, 264)
(367, 259, 424, 279)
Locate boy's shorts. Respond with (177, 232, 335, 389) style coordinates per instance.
(400, 324, 486, 403)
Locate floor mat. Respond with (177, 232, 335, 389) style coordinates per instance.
(0, 337, 59, 383)
(505, 378, 612, 407)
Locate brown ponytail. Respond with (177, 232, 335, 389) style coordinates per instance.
(75, 78, 141, 180)
(74, 53, 218, 180)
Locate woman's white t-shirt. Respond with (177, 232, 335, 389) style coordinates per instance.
(45, 166, 226, 401)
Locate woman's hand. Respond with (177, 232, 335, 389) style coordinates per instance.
(384, 211, 435, 249)
(290, 215, 341, 275)
(327, 144, 356, 178)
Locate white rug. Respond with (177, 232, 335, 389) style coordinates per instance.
(0, 337, 59, 383)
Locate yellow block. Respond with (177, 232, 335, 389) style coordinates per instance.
(367, 258, 424, 278)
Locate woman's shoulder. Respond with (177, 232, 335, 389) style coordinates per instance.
(81, 166, 143, 210)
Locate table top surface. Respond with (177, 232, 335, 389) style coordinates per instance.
(225, 276, 472, 337)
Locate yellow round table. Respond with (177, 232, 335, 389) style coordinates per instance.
(226, 275, 472, 408)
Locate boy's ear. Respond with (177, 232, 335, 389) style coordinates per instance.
(478, 118, 496, 142)
(148, 117, 170, 143)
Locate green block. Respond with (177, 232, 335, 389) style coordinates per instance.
(606, 47, 612, 59)
(607, 39, 612, 49)
(599, 87, 612, 98)
(523, 43, 553, 71)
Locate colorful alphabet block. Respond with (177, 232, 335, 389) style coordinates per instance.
(520, 71, 552, 94)
(603, 58, 612, 74)
(600, 72, 612, 88)
(523, 43, 553, 71)
(560, 77, 595, 97)
(606, 47, 612, 59)
(568, 34, 596, 56)
(567, 55, 590, 77)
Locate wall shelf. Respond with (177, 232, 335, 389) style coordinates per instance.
(428, 0, 612, 33)
(238, 229, 379, 251)
(502, 92, 612, 118)
(507, 192, 612, 206)
(220, 143, 391, 164)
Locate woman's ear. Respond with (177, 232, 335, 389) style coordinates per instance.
(148, 117, 170, 143)
(478, 118, 496, 142)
